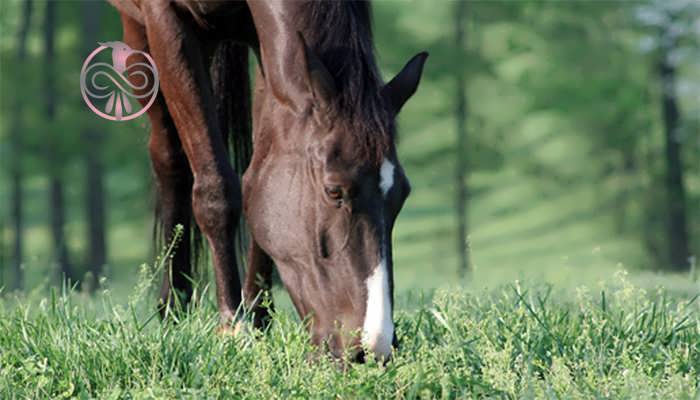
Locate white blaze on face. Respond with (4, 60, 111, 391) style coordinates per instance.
(362, 258, 393, 359)
(379, 159, 395, 197)
(361, 158, 396, 360)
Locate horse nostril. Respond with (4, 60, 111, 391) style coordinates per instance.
(353, 349, 366, 363)
(319, 232, 330, 258)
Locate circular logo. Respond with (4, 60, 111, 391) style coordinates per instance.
(80, 41, 159, 121)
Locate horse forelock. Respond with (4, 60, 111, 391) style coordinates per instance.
(301, 0, 393, 166)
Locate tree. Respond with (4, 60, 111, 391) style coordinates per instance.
(454, 1, 470, 277)
(658, 35, 690, 272)
(636, 0, 699, 271)
(9, 0, 33, 291)
(44, 0, 74, 284)
(81, 1, 106, 292)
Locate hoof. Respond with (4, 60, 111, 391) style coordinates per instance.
(216, 320, 247, 337)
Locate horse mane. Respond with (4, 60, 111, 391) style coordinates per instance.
(300, 0, 393, 164)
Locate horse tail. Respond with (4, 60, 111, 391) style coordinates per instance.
(212, 41, 252, 175)
(210, 41, 253, 278)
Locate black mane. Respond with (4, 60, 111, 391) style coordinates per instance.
(301, 0, 393, 163)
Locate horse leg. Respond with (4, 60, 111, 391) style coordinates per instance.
(150, 108, 196, 315)
(141, 1, 242, 326)
(121, 13, 194, 315)
(242, 237, 275, 329)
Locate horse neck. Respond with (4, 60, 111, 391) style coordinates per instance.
(248, 1, 381, 112)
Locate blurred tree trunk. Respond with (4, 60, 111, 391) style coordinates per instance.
(455, 0, 470, 277)
(641, 105, 665, 269)
(44, 0, 73, 284)
(81, 1, 105, 292)
(9, 0, 33, 291)
(658, 42, 690, 272)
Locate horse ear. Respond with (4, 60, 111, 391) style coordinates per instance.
(298, 32, 337, 108)
(381, 52, 429, 115)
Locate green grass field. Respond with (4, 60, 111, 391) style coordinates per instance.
(2, 242, 698, 399)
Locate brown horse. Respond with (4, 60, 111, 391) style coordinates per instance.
(109, 0, 427, 361)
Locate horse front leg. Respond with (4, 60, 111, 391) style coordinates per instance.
(121, 12, 195, 318)
(242, 236, 275, 330)
(141, 0, 242, 327)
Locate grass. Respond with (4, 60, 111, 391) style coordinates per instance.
(2, 248, 699, 399)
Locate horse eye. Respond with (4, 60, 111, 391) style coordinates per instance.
(325, 186, 343, 200)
